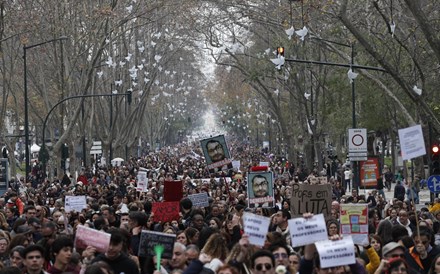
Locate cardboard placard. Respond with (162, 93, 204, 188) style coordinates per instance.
(288, 214, 328, 247)
(339, 203, 369, 245)
(243, 212, 271, 247)
(247, 171, 275, 208)
(152, 201, 180, 223)
(164, 180, 183, 201)
(290, 183, 332, 218)
(315, 236, 356, 268)
(188, 192, 209, 208)
(138, 230, 176, 258)
(74, 225, 111, 253)
(64, 196, 87, 213)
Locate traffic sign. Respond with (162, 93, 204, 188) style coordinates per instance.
(427, 175, 440, 193)
(348, 129, 367, 153)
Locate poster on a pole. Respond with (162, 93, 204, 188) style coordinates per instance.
(200, 135, 233, 173)
(398, 124, 426, 160)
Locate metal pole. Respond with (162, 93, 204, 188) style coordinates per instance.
(23, 46, 30, 180)
(23, 36, 68, 181)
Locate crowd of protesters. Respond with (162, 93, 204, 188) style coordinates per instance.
(0, 139, 438, 274)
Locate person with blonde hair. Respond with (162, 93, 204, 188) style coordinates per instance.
(200, 233, 228, 272)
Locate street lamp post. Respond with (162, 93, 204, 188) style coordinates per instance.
(23, 36, 67, 180)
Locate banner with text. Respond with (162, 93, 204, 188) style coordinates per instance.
(65, 196, 87, 213)
(152, 201, 180, 223)
(188, 192, 209, 208)
(288, 214, 328, 247)
(315, 236, 356, 268)
(136, 171, 148, 192)
(290, 183, 332, 218)
(138, 230, 176, 259)
(243, 212, 270, 247)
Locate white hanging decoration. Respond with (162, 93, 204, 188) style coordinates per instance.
(413, 85, 422, 96)
(285, 26, 295, 40)
(270, 56, 285, 70)
(347, 68, 358, 83)
(295, 26, 309, 41)
(390, 21, 396, 37)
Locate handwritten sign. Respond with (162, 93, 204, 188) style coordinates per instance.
(315, 236, 356, 268)
(340, 204, 369, 245)
(188, 192, 209, 208)
(152, 201, 180, 223)
(74, 225, 111, 253)
(138, 230, 176, 259)
(243, 212, 270, 246)
(290, 183, 331, 218)
(288, 214, 328, 247)
(64, 196, 87, 213)
(136, 171, 148, 192)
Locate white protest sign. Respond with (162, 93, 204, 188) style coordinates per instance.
(136, 171, 148, 192)
(315, 236, 356, 268)
(398, 124, 426, 160)
(259, 161, 269, 167)
(232, 160, 241, 169)
(288, 214, 328, 247)
(64, 196, 87, 213)
(243, 212, 270, 247)
(188, 192, 209, 207)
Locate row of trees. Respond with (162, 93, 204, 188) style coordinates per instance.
(0, 0, 439, 178)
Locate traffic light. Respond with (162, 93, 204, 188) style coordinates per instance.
(277, 47, 284, 57)
(127, 90, 132, 105)
(431, 144, 440, 175)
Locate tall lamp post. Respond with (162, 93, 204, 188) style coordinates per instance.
(23, 36, 68, 180)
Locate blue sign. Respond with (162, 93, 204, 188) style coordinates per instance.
(427, 175, 440, 193)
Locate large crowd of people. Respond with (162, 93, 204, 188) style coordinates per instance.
(0, 139, 438, 274)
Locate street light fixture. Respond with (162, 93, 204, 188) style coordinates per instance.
(23, 36, 68, 180)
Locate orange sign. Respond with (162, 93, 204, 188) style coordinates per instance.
(360, 157, 379, 188)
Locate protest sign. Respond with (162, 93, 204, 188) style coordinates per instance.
(64, 196, 87, 213)
(163, 180, 183, 201)
(200, 135, 233, 173)
(247, 172, 274, 208)
(136, 171, 148, 192)
(188, 192, 209, 208)
(340, 203, 369, 245)
(290, 183, 332, 217)
(138, 230, 176, 259)
(315, 236, 356, 268)
(288, 214, 328, 247)
(259, 161, 269, 167)
(398, 124, 426, 160)
(152, 201, 180, 223)
(232, 160, 241, 170)
(243, 213, 270, 247)
(75, 225, 111, 253)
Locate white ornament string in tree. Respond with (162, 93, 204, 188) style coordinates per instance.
(126, 5, 133, 13)
(413, 85, 422, 96)
(264, 48, 271, 55)
(115, 80, 122, 86)
(154, 55, 162, 63)
(125, 53, 132, 62)
(273, 89, 279, 96)
(97, 71, 103, 78)
(105, 57, 115, 68)
(295, 26, 308, 41)
(285, 26, 295, 40)
(347, 68, 358, 83)
(304, 92, 311, 100)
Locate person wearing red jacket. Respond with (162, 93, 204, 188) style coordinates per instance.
(6, 191, 24, 216)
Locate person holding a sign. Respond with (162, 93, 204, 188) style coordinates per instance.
(91, 228, 139, 274)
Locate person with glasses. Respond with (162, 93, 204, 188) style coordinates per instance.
(405, 226, 440, 273)
(21, 244, 47, 274)
(251, 250, 275, 274)
(269, 243, 292, 274)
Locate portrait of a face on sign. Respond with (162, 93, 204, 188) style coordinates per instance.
(247, 172, 274, 208)
(200, 135, 232, 173)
